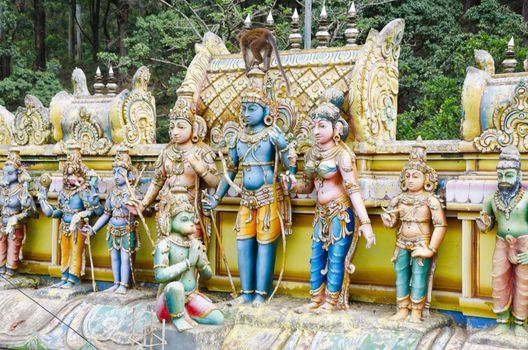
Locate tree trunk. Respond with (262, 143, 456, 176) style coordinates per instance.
(115, 0, 129, 57)
(34, 0, 46, 71)
(103, 0, 111, 49)
(462, 0, 481, 12)
(523, 0, 528, 22)
(75, 0, 82, 62)
(90, 0, 100, 61)
(68, 0, 74, 61)
(0, 2, 11, 79)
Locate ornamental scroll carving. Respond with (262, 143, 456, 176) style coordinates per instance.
(61, 107, 112, 155)
(474, 80, 528, 152)
(13, 95, 51, 146)
(349, 18, 404, 143)
(0, 105, 13, 144)
(118, 66, 156, 146)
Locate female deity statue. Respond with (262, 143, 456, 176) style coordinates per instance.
(0, 149, 36, 276)
(154, 193, 224, 332)
(38, 140, 103, 288)
(83, 146, 140, 294)
(477, 145, 528, 336)
(202, 77, 297, 306)
(294, 89, 375, 312)
(128, 95, 219, 241)
(381, 139, 447, 322)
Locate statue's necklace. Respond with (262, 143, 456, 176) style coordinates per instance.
(314, 144, 340, 167)
(239, 127, 269, 145)
(166, 145, 189, 175)
(494, 187, 525, 220)
(113, 188, 129, 208)
(168, 236, 192, 248)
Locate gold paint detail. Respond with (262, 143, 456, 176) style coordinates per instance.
(61, 107, 112, 155)
(13, 95, 51, 146)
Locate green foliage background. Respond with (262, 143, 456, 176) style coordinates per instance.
(1, 0, 527, 142)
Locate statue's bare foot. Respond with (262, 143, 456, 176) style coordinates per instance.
(490, 323, 511, 335)
(60, 281, 74, 289)
(104, 284, 119, 293)
(228, 295, 253, 306)
(389, 308, 409, 321)
(115, 285, 127, 295)
(293, 301, 321, 314)
(51, 280, 67, 288)
(315, 301, 336, 314)
(173, 317, 193, 332)
(252, 295, 266, 308)
(409, 310, 423, 323)
(514, 324, 528, 337)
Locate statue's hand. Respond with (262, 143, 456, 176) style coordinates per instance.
(380, 213, 393, 228)
(37, 187, 48, 201)
(411, 243, 434, 258)
(280, 173, 296, 192)
(201, 193, 219, 210)
(188, 153, 206, 176)
(126, 199, 144, 216)
(476, 212, 491, 232)
(70, 214, 81, 232)
(518, 252, 528, 265)
(7, 216, 18, 228)
(358, 224, 376, 249)
(188, 240, 200, 267)
(81, 224, 95, 237)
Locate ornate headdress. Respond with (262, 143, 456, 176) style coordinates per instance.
(310, 88, 350, 141)
(169, 92, 207, 142)
(5, 149, 22, 170)
(112, 144, 135, 172)
(497, 145, 521, 170)
(400, 137, 438, 192)
(240, 84, 270, 108)
(63, 139, 88, 179)
(158, 191, 195, 237)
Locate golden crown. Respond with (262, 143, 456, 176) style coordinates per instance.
(240, 85, 270, 107)
(169, 95, 195, 124)
(112, 144, 134, 171)
(5, 149, 21, 170)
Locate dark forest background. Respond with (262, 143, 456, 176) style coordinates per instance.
(0, 0, 527, 142)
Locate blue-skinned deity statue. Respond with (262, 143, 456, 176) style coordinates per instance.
(83, 145, 141, 294)
(0, 149, 36, 276)
(38, 140, 103, 288)
(203, 74, 297, 306)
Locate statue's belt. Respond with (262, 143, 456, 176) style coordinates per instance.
(241, 184, 283, 209)
(396, 235, 431, 250)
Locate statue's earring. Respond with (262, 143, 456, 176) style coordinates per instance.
(333, 134, 341, 144)
(192, 134, 199, 143)
(424, 181, 434, 192)
(264, 115, 273, 126)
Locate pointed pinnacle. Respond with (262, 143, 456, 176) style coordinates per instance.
(321, 5, 327, 18)
(244, 14, 251, 26)
(108, 65, 114, 76)
(292, 8, 299, 20)
(508, 36, 515, 49)
(267, 10, 274, 24)
(349, 2, 356, 15)
(96, 66, 101, 76)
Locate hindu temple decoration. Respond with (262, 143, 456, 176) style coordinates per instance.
(37, 140, 103, 288)
(474, 80, 528, 153)
(114, 66, 156, 146)
(154, 193, 224, 332)
(294, 88, 375, 312)
(381, 138, 447, 322)
(0, 149, 36, 276)
(83, 145, 140, 294)
(0, 105, 14, 145)
(202, 68, 297, 306)
(64, 106, 112, 155)
(128, 87, 219, 243)
(12, 95, 51, 146)
(476, 145, 528, 336)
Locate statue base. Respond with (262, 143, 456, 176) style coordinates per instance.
(0, 275, 40, 290)
(465, 327, 528, 349)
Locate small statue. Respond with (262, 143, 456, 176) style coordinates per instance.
(38, 140, 103, 288)
(294, 89, 375, 312)
(202, 75, 296, 306)
(154, 193, 224, 332)
(381, 139, 447, 322)
(0, 149, 36, 276)
(476, 145, 528, 336)
(128, 94, 219, 242)
(83, 145, 140, 294)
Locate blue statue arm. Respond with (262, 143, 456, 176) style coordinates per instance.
(214, 145, 239, 199)
(153, 240, 190, 283)
(92, 214, 111, 233)
(270, 126, 296, 174)
(37, 192, 62, 218)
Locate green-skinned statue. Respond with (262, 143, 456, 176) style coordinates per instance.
(477, 145, 528, 336)
(154, 193, 224, 332)
(381, 139, 447, 322)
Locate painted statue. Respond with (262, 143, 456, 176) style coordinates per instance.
(154, 193, 224, 331)
(38, 140, 103, 288)
(294, 89, 375, 312)
(381, 139, 447, 322)
(477, 145, 528, 336)
(127, 95, 219, 242)
(0, 149, 36, 276)
(83, 145, 140, 294)
(202, 75, 296, 306)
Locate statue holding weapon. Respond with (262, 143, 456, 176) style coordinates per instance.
(82, 145, 141, 294)
(37, 140, 103, 288)
(202, 68, 297, 306)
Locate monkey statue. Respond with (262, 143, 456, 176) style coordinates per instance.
(237, 28, 291, 95)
